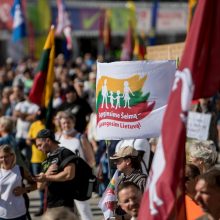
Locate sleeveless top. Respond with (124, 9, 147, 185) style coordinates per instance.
(59, 135, 85, 160)
(0, 165, 26, 218)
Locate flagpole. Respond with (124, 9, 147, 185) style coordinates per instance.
(105, 140, 112, 179)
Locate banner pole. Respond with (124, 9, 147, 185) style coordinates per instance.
(105, 140, 112, 179)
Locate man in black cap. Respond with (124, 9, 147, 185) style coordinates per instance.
(34, 129, 75, 210)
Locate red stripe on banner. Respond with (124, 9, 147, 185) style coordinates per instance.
(97, 101, 155, 123)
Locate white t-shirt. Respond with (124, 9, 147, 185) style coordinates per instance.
(0, 165, 26, 218)
(59, 135, 85, 160)
(15, 100, 39, 139)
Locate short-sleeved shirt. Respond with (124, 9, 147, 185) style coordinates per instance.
(43, 147, 75, 208)
(27, 120, 46, 163)
(15, 100, 39, 139)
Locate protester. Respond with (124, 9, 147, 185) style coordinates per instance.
(57, 85, 92, 133)
(13, 90, 39, 168)
(0, 116, 27, 169)
(26, 108, 46, 216)
(34, 129, 76, 210)
(5, 84, 24, 116)
(115, 139, 152, 175)
(149, 137, 158, 153)
(185, 163, 204, 220)
(0, 144, 37, 220)
(110, 146, 147, 193)
(0, 86, 13, 116)
(83, 71, 96, 109)
(58, 111, 95, 167)
(110, 146, 147, 220)
(117, 182, 143, 220)
(195, 167, 220, 220)
(188, 140, 218, 173)
(58, 112, 94, 220)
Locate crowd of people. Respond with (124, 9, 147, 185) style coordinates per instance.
(0, 53, 220, 220)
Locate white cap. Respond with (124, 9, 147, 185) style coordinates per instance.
(116, 139, 150, 152)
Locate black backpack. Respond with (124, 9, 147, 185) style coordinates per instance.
(58, 149, 97, 201)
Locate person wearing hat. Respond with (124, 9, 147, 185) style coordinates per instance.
(110, 146, 147, 193)
(115, 139, 152, 175)
(34, 129, 76, 210)
(111, 146, 147, 219)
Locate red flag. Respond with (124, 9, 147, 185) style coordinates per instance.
(120, 22, 134, 61)
(103, 10, 111, 50)
(180, 0, 220, 99)
(98, 9, 111, 58)
(138, 1, 220, 219)
(138, 69, 193, 220)
(56, 0, 72, 50)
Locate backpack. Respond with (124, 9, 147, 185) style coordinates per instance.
(57, 148, 97, 201)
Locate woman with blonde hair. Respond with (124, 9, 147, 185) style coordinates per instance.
(0, 116, 27, 169)
(57, 112, 95, 220)
(0, 144, 36, 220)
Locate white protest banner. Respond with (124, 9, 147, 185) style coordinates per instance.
(96, 60, 176, 140)
(187, 111, 211, 140)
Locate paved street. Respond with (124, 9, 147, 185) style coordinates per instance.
(29, 190, 103, 220)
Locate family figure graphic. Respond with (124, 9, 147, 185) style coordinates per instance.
(101, 79, 135, 109)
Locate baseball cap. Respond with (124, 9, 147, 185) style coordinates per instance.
(36, 129, 60, 144)
(110, 146, 138, 160)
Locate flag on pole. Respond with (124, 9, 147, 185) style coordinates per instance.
(133, 33, 147, 60)
(29, 26, 55, 109)
(148, 0, 159, 46)
(96, 60, 176, 140)
(56, 0, 72, 50)
(138, 1, 220, 219)
(187, 0, 197, 30)
(121, 1, 137, 61)
(98, 9, 111, 58)
(180, 0, 220, 99)
(103, 9, 111, 51)
(138, 68, 194, 220)
(98, 170, 120, 220)
(11, 0, 26, 42)
(120, 22, 134, 61)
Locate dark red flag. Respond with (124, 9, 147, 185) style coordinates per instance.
(120, 22, 134, 61)
(138, 69, 193, 220)
(138, 1, 220, 219)
(180, 0, 220, 99)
